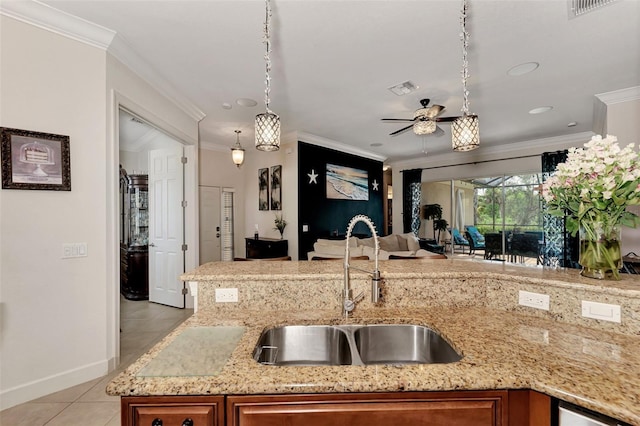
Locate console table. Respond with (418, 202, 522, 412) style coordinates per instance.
(245, 238, 288, 259)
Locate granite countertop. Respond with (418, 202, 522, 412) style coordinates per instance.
(107, 305, 640, 425)
(181, 258, 640, 293)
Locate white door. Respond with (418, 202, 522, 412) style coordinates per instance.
(199, 186, 221, 264)
(149, 146, 185, 308)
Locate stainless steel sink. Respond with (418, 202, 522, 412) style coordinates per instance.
(254, 324, 461, 366)
(353, 324, 462, 364)
(253, 325, 352, 366)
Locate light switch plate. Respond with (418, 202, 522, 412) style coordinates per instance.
(581, 300, 621, 323)
(62, 243, 88, 258)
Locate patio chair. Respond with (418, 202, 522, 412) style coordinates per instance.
(464, 226, 486, 255)
(450, 228, 470, 254)
(484, 233, 504, 261)
(509, 233, 540, 264)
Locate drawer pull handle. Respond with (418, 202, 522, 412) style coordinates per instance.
(152, 419, 163, 426)
(182, 419, 194, 426)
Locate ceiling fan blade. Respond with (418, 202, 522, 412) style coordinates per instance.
(435, 116, 459, 123)
(425, 105, 445, 119)
(389, 124, 414, 136)
(381, 118, 415, 122)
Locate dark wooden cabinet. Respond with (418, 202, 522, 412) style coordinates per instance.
(121, 390, 551, 426)
(120, 170, 149, 300)
(245, 238, 288, 259)
(122, 396, 224, 426)
(227, 391, 509, 426)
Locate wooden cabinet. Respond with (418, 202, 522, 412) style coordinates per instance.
(245, 238, 288, 259)
(227, 391, 508, 426)
(120, 170, 149, 300)
(121, 390, 551, 426)
(121, 396, 224, 426)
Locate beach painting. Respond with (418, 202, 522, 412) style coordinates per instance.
(326, 163, 369, 201)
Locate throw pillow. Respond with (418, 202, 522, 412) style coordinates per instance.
(396, 235, 409, 251)
(379, 234, 401, 252)
(400, 232, 420, 252)
(358, 237, 376, 248)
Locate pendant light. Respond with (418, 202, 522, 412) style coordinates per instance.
(231, 130, 245, 167)
(452, 0, 480, 152)
(255, 0, 280, 151)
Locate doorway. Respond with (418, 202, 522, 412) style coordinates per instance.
(117, 107, 194, 364)
(199, 186, 236, 264)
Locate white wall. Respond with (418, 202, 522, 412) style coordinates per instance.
(0, 16, 109, 408)
(199, 146, 247, 259)
(0, 15, 201, 409)
(242, 135, 299, 260)
(607, 97, 640, 255)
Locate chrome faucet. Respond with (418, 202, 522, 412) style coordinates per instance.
(343, 215, 383, 317)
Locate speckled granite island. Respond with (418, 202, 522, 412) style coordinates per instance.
(108, 259, 640, 425)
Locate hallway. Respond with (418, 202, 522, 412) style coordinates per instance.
(0, 298, 193, 425)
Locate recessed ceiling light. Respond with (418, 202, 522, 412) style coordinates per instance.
(567, 121, 578, 127)
(507, 62, 540, 76)
(529, 106, 553, 114)
(222, 102, 232, 110)
(370, 143, 383, 147)
(236, 98, 257, 107)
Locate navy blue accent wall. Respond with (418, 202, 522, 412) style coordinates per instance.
(298, 142, 384, 259)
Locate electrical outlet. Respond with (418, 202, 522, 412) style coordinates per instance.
(518, 290, 550, 310)
(215, 288, 238, 303)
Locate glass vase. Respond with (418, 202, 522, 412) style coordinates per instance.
(579, 221, 622, 280)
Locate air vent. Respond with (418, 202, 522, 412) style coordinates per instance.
(388, 81, 418, 96)
(569, 0, 617, 17)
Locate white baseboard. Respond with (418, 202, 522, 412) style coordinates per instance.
(0, 359, 109, 410)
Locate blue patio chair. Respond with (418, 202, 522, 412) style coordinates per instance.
(464, 226, 486, 255)
(450, 228, 470, 254)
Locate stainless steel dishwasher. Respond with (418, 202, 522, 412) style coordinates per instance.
(559, 402, 629, 426)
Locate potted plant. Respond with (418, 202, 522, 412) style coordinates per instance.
(542, 134, 640, 280)
(274, 214, 287, 239)
(422, 204, 443, 240)
(434, 218, 449, 243)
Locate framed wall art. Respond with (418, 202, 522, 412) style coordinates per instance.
(1, 127, 71, 191)
(326, 163, 368, 201)
(258, 167, 269, 211)
(270, 164, 282, 210)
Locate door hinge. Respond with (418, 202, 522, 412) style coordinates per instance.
(181, 200, 188, 208)
(181, 156, 187, 164)
(181, 244, 188, 251)
(181, 287, 189, 295)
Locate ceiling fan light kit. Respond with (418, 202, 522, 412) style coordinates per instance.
(414, 120, 437, 135)
(452, 0, 480, 152)
(255, 0, 281, 152)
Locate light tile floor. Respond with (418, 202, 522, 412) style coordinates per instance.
(0, 297, 193, 426)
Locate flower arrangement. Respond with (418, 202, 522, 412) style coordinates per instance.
(541, 134, 640, 279)
(274, 213, 287, 238)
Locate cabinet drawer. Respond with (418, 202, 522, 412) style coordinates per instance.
(134, 405, 214, 426)
(122, 396, 223, 426)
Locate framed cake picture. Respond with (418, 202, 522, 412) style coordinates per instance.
(1, 127, 71, 191)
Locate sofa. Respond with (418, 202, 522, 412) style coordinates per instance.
(307, 233, 445, 260)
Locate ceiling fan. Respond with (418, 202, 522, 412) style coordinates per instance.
(382, 98, 459, 136)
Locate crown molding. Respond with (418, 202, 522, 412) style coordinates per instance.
(595, 86, 640, 105)
(0, 0, 116, 49)
(108, 35, 206, 122)
(297, 132, 387, 162)
(1, 0, 206, 123)
(390, 131, 594, 171)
